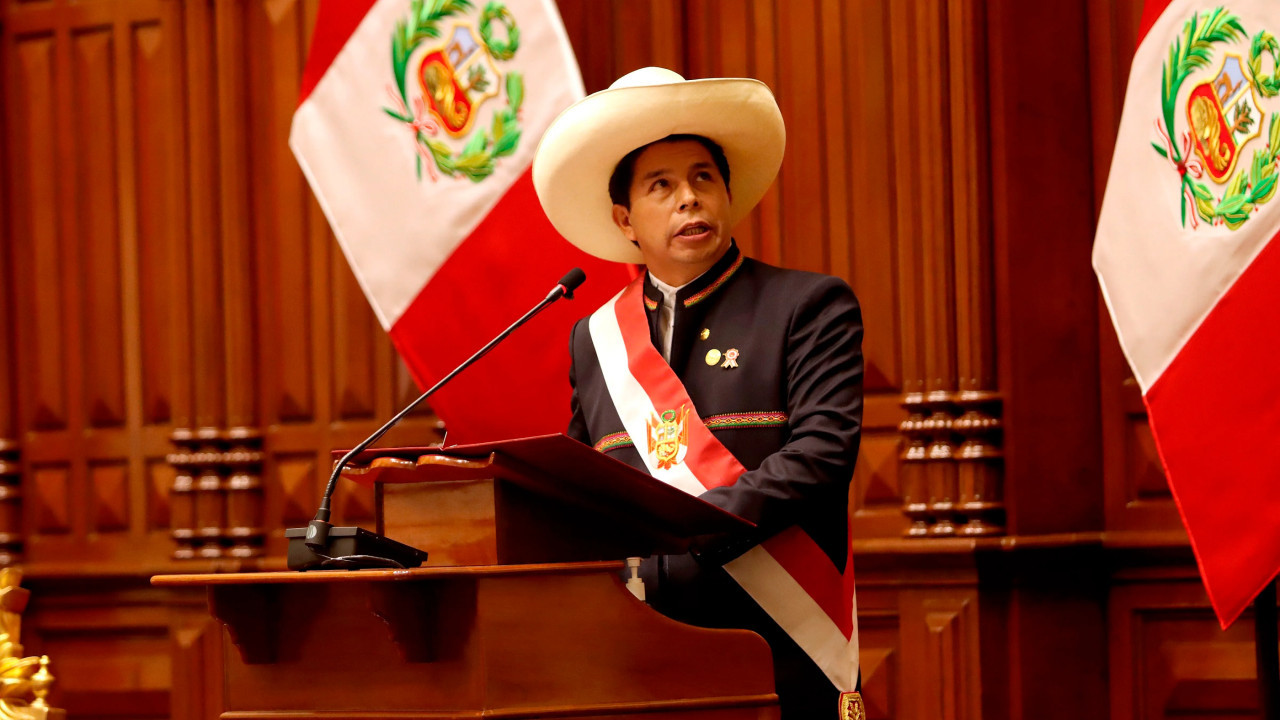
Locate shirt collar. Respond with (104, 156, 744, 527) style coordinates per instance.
(643, 240, 743, 310)
(648, 273, 687, 307)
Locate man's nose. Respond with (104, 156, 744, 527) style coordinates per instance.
(677, 182, 701, 211)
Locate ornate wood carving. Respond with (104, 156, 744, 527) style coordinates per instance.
(0, 441, 20, 566)
(922, 394, 960, 538)
(224, 428, 266, 558)
(899, 394, 932, 538)
(953, 392, 1003, 536)
(168, 431, 198, 561)
(168, 428, 264, 560)
(900, 385, 1005, 539)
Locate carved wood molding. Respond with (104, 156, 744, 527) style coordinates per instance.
(900, 391, 1004, 538)
(0, 439, 21, 566)
(168, 428, 264, 560)
(953, 391, 1004, 536)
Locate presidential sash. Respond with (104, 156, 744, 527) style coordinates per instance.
(587, 275, 860, 692)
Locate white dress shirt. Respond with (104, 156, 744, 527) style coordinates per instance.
(648, 273, 689, 362)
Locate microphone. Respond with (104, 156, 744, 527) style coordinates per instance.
(548, 267, 586, 300)
(288, 269, 587, 570)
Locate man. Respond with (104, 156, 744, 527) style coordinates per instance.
(532, 67, 864, 719)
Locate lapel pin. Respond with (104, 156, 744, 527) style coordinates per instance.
(721, 348, 740, 369)
(705, 349, 722, 366)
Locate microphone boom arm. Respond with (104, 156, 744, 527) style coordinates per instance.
(304, 269, 585, 551)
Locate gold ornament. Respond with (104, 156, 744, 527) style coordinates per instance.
(0, 569, 64, 719)
(838, 691, 865, 720)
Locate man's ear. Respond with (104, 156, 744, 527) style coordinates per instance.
(612, 204, 636, 242)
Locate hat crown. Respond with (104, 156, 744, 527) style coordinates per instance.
(608, 67, 686, 91)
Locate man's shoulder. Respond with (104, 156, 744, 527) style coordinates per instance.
(738, 257, 857, 302)
(570, 313, 593, 347)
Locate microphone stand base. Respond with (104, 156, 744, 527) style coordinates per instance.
(284, 526, 429, 571)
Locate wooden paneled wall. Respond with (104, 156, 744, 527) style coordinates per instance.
(0, 0, 436, 571)
(0, 0, 432, 714)
(0, 0, 1267, 718)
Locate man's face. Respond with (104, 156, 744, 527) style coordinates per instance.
(611, 140, 732, 285)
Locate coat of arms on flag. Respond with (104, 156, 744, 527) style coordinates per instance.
(1153, 8, 1280, 228)
(383, 0, 524, 182)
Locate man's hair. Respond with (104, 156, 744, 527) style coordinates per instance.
(608, 134, 731, 210)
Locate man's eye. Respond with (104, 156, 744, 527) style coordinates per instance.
(696, 171, 713, 181)
(651, 178, 669, 191)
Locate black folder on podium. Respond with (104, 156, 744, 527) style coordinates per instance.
(334, 432, 753, 566)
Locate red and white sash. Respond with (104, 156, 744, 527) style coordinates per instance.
(588, 276, 860, 691)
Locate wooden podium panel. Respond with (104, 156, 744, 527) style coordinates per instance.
(154, 436, 777, 718)
(155, 563, 779, 719)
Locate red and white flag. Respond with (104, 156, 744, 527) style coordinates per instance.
(291, 0, 630, 443)
(1094, 0, 1280, 627)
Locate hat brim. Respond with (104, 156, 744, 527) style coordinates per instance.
(533, 78, 785, 264)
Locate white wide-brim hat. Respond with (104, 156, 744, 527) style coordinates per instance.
(532, 67, 786, 264)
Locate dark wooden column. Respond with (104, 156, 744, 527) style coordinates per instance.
(166, 0, 268, 561)
(978, 0, 1110, 716)
(946, 0, 1003, 538)
(0, 131, 19, 563)
(890, 0, 1004, 539)
(988, 0, 1103, 537)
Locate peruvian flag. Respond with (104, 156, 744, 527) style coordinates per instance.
(290, 0, 630, 443)
(1094, 0, 1280, 627)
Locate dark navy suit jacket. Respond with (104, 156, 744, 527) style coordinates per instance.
(568, 238, 863, 611)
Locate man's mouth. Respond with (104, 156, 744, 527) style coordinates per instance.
(677, 223, 711, 238)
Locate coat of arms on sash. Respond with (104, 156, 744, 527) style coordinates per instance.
(1153, 7, 1280, 229)
(645, 406, 690, 470)
(838, 691, 865, 720)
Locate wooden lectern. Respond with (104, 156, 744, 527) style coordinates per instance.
(154, 434, 780, 719)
